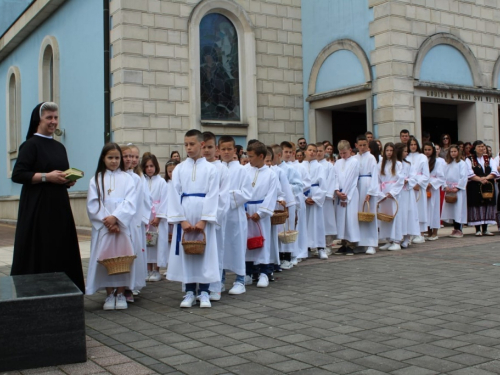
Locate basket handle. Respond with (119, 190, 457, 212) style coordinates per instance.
(181, 230, 206, 243)
(480, 180, 493, 193)
(377, 196, 399, 216)
(362, 200, 370, 213)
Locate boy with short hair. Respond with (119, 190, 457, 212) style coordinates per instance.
(302, 143, 328, 259)
(355, 135, 380, 254)
(281, 141, 310, 263)
(245, 142, 278, 288)
(316, 142, 337, 252)
(167, 129, 220, 308)
(273, 143, 303, 269)
(202, 131, 229, 301)
(334, 140, 361, 256)
(218, 135, 252, 295)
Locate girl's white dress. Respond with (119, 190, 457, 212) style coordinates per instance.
(378, 161, 404, 242)
(441, 160, 468, 224)
(86, 169, 137, 295)
(427, 158, 445, 229)
(399, 161, 421, 236)
(407, 152, 430, 231)
(145, 175, 169, 267)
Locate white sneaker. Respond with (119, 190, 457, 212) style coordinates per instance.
(379, 243, 391, 250)
(228, 282, 246, 295)
(257, 273, 269, 288)
(132, 290, 140, 296)
(146, 271, 152, 282)
(365, 247, 376, 255)
(244, 275, 253, 285)
(388, 243, 401, 251)
(281, 260, 293, 270)
(290, 257, 298, 266)
(221, 285, 226, 292)
(325, 247, 332, 256)
(198, 292, 211, 308)
(427, 236, 438, 241)
(180, 291, 196, 308)
(115, 293, 128, 310)
(318, 249, 328, 259)
(103, 294, 115, 310)
(401, 241, 409, 248)
(412, 235, 425, 244)
(209, 292, 221, 301)
(149, 271, 162, 282)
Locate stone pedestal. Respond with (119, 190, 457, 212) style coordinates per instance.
(0, 273, 86, 372)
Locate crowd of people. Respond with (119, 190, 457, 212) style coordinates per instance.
(82, 128, 500, 311)
(12, 102, 496, 312)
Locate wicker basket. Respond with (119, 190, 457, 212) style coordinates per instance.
(182, 231, 206, 255)
(481, 181, 494, 199)
(358, 201, 375, 223)
(98, 255, 137, 275)
(444, 193, 457, 204)
(278, 218, 298, 244)
(271, 207, 288, 226)
(377, 197, 399, 223)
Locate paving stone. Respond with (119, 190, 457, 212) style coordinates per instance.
(287, 350, 340, 366)
(267, 359, 313, 373)
(405, 355, 466, 373)
(390, 366, 439, 375)
(406, 343, 459, 358)
(351, 355, 408, 372)
(448, 369, 498, 375)
(319, 361, 367, 374)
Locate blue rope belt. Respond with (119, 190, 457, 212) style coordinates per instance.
(337, 189, 343, 205)
(244, 199, 264, 211)
(304, 184, 319, 197)
(359, 174, 371, 179)
(176, 193, 206, 255)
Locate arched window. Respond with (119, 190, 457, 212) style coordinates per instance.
(6, 66, 21, 177)
(38, 36, 59, 103)
(199, 13, 240, 121)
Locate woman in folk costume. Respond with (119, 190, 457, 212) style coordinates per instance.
(218, 136, 252, 295)
(317, 142, 337, 251)
(120, 145, 150, 302)
(86, 143, 137, 310)
(302, 144, 328, 259)
(244, 141, 278, 288)
(355, 135, 380, 255)
(333, 140, 361, 256)
(276, 143, 304, 269)
(406, 136, 430, 244)
(141, 153, 169, 282)
(465, 140, 497, 236)
(422, 142, 445, 241)
(167, 129, 220, 308)
(378, 143, 405, 251)
(441, 145, 468, 238)
(394, 143, 420, 248)
(281, 142, 309, 265)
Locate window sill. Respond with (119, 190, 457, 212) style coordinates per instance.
(201, 122, 249, 128)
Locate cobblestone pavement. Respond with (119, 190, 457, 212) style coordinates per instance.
(2, 222, 500, 375)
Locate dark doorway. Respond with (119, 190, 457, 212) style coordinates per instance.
(331, 103, 367, 149)
(421, 102, 458, 145)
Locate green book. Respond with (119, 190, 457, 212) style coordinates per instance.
(65, 168, 84, 181)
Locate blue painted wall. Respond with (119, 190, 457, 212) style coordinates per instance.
(0, 0, 33, 36)
(316, 50, 365, 93)
(0, 0, 104, 197)
(420, 45, 474, 86)
(302, 0, 374, 140)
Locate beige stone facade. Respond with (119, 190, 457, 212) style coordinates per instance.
(369, 0, 500, 147)
(110, 0, 304, 167)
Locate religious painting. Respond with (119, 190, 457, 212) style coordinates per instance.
(199, 13, 240, 121)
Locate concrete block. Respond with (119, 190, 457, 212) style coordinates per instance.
(149, 57, 170, 72)
(143, 71, 155, 85)
(283, 69, 294, 82)
(124, 85, 150, 99)
(149, 29, 168, 43)
(175, 74, 188, 87)
(169, 59, 182, 72)
(150, 116, 170, 129)
(175, 45, 188, 59)
(150, 86, 169, 100)
(269, 121, 285, 133)
(261, 3, 277, 15)
(274, 82, 290, 94)
(267, 16, 283, 29)
(123, 70, 143, 84)
(157, 101, 176, 115)
(160, 2, 180, 16)
(144, 101, 156, 115)
(155, 14, 174, 29)
(156, 44, 175, 58)
(142, 42, 155, 56)
(142, 13, 154, 27)
(441, 12, 454, 26)
(156, 72, 175, 86)
(269, 95, 285, 107)
(168, 30, 181, 44)
(174, 17, 188, 31)
(148, 0, 160, 13)
(176, 103, 189, 116)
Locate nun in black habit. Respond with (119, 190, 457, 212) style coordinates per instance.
(10, 102, 85, 293)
